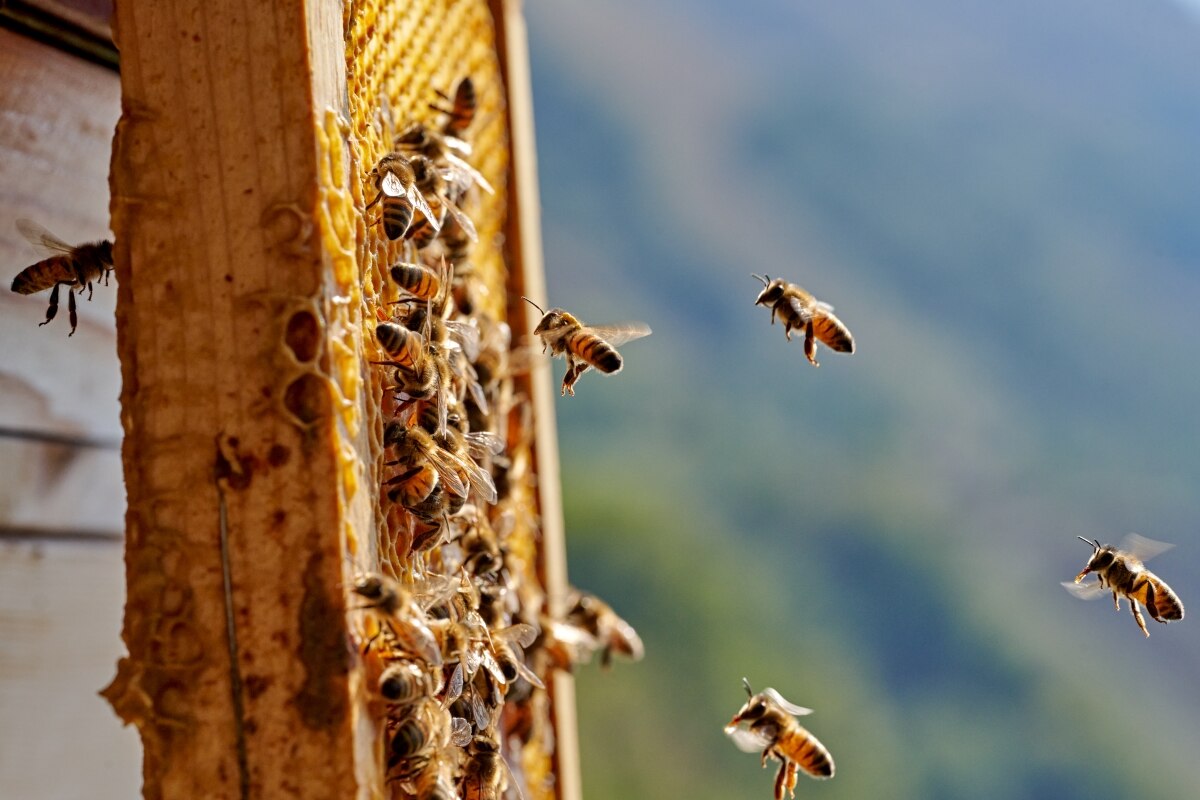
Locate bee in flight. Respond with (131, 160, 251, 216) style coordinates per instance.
(366, 153, 439, 240)
(751, 274, 854, 367)
(9, 219, 113, 336)
(725, 678, 834, 800)
(1063, 534, 1185, 637)
(522, 297, 651, 397)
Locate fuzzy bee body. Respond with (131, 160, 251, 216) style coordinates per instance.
(726, 680, 834, 800)
(10, 220, 113, 336)
(367, 153, 439, 241)
(1066, 535, 1184, 636)
(525, 300, 651, 397)
(752, 274, 854, 367)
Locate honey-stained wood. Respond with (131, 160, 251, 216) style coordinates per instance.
(0, 26, 122, 536)
(103, 2, 368, 798)
(0, 538, 139, 798)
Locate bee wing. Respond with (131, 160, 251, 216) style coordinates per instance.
(451, 716, 473, 747)
(441, 196, 479, 243)
(407, 185, 441, 231)
(763, 687, 813, 716)
(1121, 533, 1174, 563)
(464, 431, 506, 458)
(15, 218, 76, 255)
(469, 692, 491, 731)
(448, 449, 498, 505)
(443, 150, 495, 195)
(586, 322, 653, 348)
(725, 725, 772, 753)
(811, 307, 856, 353)
(444, 661, 465, 705)
(1061, 580, 1107, 601)
(495, 623, 538, 649)
(442, 134, 472, 155)
(380, 170, 406, 198)
(510, 655, 546, 690)
(423, 446, 469, 498)
(445, 320, 481, 361)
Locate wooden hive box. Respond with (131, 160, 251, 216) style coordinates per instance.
(1, 2, 581, 798)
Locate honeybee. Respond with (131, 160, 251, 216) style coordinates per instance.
(429, 76, 477, 138)
(751, 274, 855, 367)
(379, 658, 439, 707)
(407, 155, 478, 248)
(9, 220, 113, 336)
(565, 589, 644, 668)
(366, 152, 439, 240)
(387, 697, 471, 777)
(725, 679, 835, 800)
(1064, 534, 1185, 637)
(385, 421, 497, 504)
(523, 298, 651, 397)
(490, 622, 545, 689)
(395, 121, 495, 196)
(461, 733, 507, 800)
(390, 261, 444, 302)
(352, 573, 442, 665)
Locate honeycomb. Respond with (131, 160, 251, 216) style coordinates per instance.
(320, 1, 562, 797)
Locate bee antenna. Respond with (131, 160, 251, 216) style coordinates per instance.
(521, 296, 545, 315)
(741, 677, 753, 697)
(750, 273, 768, 287)
(1077, 536, 1099, 551)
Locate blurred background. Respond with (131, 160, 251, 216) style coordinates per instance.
(524, 0, 1200, 798)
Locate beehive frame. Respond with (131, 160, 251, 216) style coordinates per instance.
(102, 1, 578, 797)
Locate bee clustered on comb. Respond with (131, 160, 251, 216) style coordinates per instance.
(334, 3, 645, 798)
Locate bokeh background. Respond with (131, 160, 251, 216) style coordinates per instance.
(522, 1, 1200, 798)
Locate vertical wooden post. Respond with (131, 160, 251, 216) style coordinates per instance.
(102, 2, 372, 798)
(489, 3, 583, 799)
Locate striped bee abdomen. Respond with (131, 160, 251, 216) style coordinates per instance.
(780, 728, 835, 779)
(574, 333, 623, 373)
(382, 199, 414, 240)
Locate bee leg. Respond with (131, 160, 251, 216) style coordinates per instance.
(39, 283, 62, 327)
(67, 286, 79, 336)
(804, 322, 820, 367)
(785, 760, 799, 798)
(86, 280, 95, 300)
(1131, 603, 1149, 637)
(365, 190, 382, 212)
(1112, 591, 1120, 612)
(772, 760, 788, 800)
(1142, 583, 1165, 622)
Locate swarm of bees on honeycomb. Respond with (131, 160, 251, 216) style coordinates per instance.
(4, 2, 1187, 799)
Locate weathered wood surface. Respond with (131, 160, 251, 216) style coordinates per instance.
(488, 3, 581, 798)
(0, 26, 122, 535)
(103, 1, 368, 798)
(0, 538, 140, 798)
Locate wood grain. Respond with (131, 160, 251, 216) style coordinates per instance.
(106, 2, 367, 797)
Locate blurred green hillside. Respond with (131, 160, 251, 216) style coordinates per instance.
(524, 1, 1200, 798)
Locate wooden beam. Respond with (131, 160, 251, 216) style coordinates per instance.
(102, 2, 371, 798)
(489, 3, 582, 799)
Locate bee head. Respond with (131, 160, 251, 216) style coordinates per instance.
(409, 154, 441, 191)
(523, 297, 572, 335)
(395, 121, 433, 151)
(751, 274, 786, 306)
(352, 573, 385, 602)
(1075, 537, 1115, 580)
(98, 240, 115, 266)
